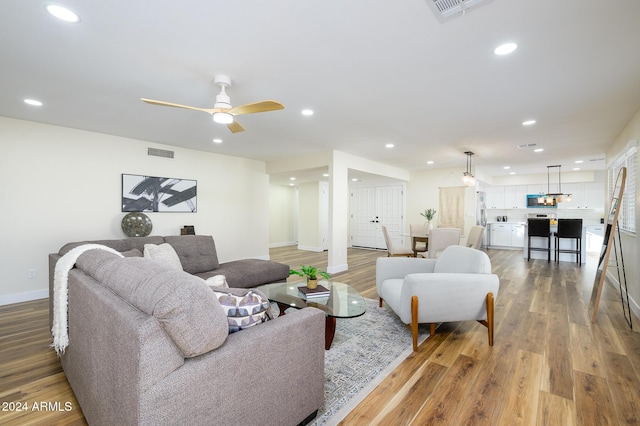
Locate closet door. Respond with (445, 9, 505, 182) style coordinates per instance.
(350, 185, 404, 249)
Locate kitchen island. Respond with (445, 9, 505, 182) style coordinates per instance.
(523, 222, 589, 263)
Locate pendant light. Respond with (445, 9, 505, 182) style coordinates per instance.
(462, 151, 476, 186)
(544, 165, 571, 204)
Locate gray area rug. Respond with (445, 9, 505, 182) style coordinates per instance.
(277, 298, 430, 425)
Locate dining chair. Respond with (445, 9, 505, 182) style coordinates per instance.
(466, 225, 485, 249)
(422, 227, 461, 259)
(381, 225, 414, 257)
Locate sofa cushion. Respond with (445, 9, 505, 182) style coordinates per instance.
(164, 235, 219, 274)
(143, 243, 183, 271)
(121, 248, 143, 257)
(76, 250, 229, 357)
(59, 236, 165, 256)
(196, 259, 290, 288)
(211, 287, 273, 333)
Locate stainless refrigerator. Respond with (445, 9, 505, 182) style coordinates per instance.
(476, 191, 488, 247)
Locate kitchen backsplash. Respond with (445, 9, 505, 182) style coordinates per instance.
(488, 208, 603, 226)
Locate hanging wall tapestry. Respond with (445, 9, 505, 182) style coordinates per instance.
(122, 173, 197, 212)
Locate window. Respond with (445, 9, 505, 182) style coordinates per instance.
(607, 142, 637, 233)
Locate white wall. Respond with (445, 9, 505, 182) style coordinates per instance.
(606, 108, 640, 318)
(268, 183, 296, 247)
(0, 117, 270, 304)
(407, 167, 476, 238)
(297, 181, 322, 251)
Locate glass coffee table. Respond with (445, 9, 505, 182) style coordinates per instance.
(257, 281, 366, 349)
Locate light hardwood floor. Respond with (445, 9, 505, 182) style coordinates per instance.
(1, 247, 639, 425)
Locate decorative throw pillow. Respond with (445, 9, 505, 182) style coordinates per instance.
(212, 288, 273, 333)
(143, 243, 183, 271)
(204, 275, 229, 288)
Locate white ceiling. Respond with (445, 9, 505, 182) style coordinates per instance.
(2, 0, 639, 186)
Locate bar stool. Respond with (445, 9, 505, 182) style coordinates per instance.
(555, 218, 583, 264)
(528, 218, 552, 262)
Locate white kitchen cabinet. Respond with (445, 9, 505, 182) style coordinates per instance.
(504, 185, 527, 209)
(489, 223, 525, 248)
(558, 182, 604, 209)
(586, 225, 605, 252)
(485, 187, 504, 209)
(511, 223, 525, 247)
(490, 223, 511, 246)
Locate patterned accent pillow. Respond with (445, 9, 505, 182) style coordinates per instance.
(212, 288, 273, 333)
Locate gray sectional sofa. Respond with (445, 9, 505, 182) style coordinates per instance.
(49, 236, 324, 425)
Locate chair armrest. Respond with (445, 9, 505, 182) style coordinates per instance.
(376, 257, 436, 298)
(396, 273, 499, 324)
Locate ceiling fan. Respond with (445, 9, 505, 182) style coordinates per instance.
(141, 75, 284, 133)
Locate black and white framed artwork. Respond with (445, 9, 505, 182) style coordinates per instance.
(122, 173, 197, 212)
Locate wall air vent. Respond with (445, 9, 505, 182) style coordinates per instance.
(427, 0, 493, 22)
(517, 143, 537, 149)
(147, 147, 174, 159)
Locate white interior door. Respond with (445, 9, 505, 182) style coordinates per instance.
(350, 185, 404, 249)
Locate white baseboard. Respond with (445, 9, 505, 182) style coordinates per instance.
(297, 245, 325, 253)
(605, 271, 640, 321)
(327, 263, 348, 274)
(269, 241, 297, 248)
(0, 289, 49, 306)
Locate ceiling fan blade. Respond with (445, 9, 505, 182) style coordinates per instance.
(228, 100, 284, 116)
(141, 98, 216, 115)
(227, 120, 245, 133)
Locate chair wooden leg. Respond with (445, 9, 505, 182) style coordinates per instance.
(379, 297, 383, 307)
(486, 292, 494, 346)
(429, 323, 436, 336)
(411, 296, 419, 352)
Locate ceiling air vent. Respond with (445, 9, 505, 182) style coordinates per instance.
(427, 0, 493, 22)
(147, 147, 174, 159)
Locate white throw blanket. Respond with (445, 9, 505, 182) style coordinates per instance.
(51, 244, 124, 356)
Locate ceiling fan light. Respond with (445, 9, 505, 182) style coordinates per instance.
(213, 112, 233, 124)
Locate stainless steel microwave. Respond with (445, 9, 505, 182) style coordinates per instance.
(526, 194, 557, 208)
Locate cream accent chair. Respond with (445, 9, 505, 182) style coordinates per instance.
(377, 245, 499, 351)
(422, 227, 461, 258)
(466, 225, 485, 249)
(381, 225, 414, 257)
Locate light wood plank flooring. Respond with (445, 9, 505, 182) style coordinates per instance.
(1, 247, 639, 425)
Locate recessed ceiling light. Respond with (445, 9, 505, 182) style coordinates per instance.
(289, 177, 296, 181)
(351, 178, 359, 182)
(575, 160, 583, 164)
(46, 4, 80, 23)
(426, 160, 434, 165)
(494, 42, 517, 56)
(301, 109, 314, 116)
(385, 143, 394, 148)
(289, 183, 294, 186)
(534, 148, 544, 153)
(212, 138, 222, 144)
(24, 99, 43, 106)
(573, 167, 581, 171)
(510, 172, 516, 175)
(522, 119, 536, 126)
(504, 166, 511, 169)
(322, 173, 329, 177)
